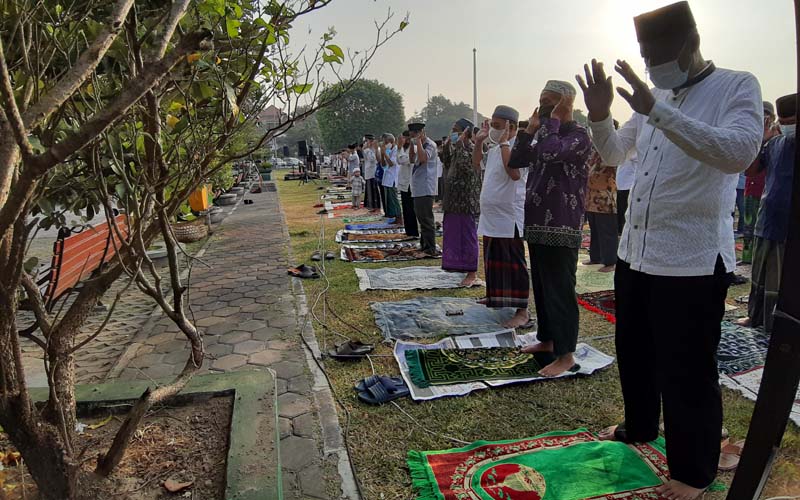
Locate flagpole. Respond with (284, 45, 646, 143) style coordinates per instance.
(472, 48, 478, 126)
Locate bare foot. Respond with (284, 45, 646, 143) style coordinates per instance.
(582, 259, 598, 265)
(502, 308, 530, 328)
(521, 340, 553, 354)
(598, 264, 615, 273)
(476, 297, 488, 305)
(598, 425, 619, 441)
(460, 272, 478, 287)
(735, 317, 752, 327)
(395, 218, 404, 226)
(539, 353, 576, 377)
(656, 480, 706, 500)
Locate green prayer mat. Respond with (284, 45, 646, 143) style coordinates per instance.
(575, 262, 616, 295)
(408, 429, 669, 500)
(404, 347, 551, 388)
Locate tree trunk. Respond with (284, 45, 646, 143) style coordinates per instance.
(0, 263, 77, 499)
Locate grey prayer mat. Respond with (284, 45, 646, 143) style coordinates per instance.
(355, 266, 483, 291)
(371, 297, 523, 340)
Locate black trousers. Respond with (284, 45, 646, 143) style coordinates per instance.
(400, 188, 419, 236)
(615, 257, 730, 489)
(528, 244, 579, 356)
(413, 195, 436, 254)
(587, 212, 619, 266)
(379, 185, 388, 213)
(365, 178, 382, 210)
(617, 190, 629, 235)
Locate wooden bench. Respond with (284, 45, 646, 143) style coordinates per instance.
(34, 214, 130, 312)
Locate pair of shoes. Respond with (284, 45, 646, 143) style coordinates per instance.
(287, 264, 319, 279)
(311, 251, 336, 261)
(243, 199, 254, 205)
(328, 340, 374, 360)
(354, 375, 409, 404)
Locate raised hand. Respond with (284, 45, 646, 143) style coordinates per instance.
(525, 108, 540, 134)
(576, 59, 614, 122)
(475, 119, 490, 144)
(499, 122, 511, 143)
(552, 94, 574, 123)
(615, 59, 655, 116)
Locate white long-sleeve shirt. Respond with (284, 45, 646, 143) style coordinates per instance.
(589, 66, 763, 276)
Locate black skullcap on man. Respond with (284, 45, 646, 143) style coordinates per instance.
(456, 118, 474, 131)
(763, 101, 775, 117)
(776, 94, 797, 119)
(408, 123, 425, 132)
(492, 105, 519, 123)
(402, 130, 410, 137)
(364, 134, 375, 140)
(634, 1, 696, 43)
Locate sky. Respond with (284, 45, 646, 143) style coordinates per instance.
(291, 0, 797, 123)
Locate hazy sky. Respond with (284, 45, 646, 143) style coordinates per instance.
(292, 0, 796, 123)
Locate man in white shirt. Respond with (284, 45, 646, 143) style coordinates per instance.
(409, 122, 440, 257)
(576, 2, 763, 498)
(396, 131, 418, 236)
(379, 133, 402, 220)
(362, 134, 382, 212)
(474, 106, 530, 328)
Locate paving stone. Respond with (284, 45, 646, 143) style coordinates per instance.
(144, 331, 179, 346)
(279, 436, 317, 471)
(287, 375, 312, 395)
(276, 377, 288, 395)
(196, 315, 226, 327)
(238, 320, 268, 332)
(233, 340, 266, 355)
(162, 349, 192, 365)
(212, 306, 240, 317)
(205, 343, 233, 358)
(271, 360, 305, 379)
(138, 363, 179, 379)
(251, 327, 284, 341)
(205, 322, 234, 336)
(279, 417, 293, 439)
(247, 349, 283, 366)
(153, 339, 190, 354)
(298, 464, 329, 499)
(219, 331, 252, 345)
(292, 412, 316, 439)
(267, 339, 297, 351)
(278, 392, 313, 419)
(211, 354, 248, 371)
(129, 352, 164, 368)
(229, 297, 255, 307)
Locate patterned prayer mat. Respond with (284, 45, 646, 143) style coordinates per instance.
(575, 263, 616, 295)
(355, 266, 483, 291)
(577, 290, 616, 324)
(340, 243, 441, 263)
(405, 347, 551, 387)
(716, 322, 800, 426)
(408, 429, 669, 500)
(335, 228, 416, 244)
(341, 214, 387, 223)
(344, 218, 396, 230)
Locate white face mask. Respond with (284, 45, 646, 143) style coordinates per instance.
(646, 59, 689, 90)
(489, 127, 505, 144)
(781, 124, 796, 136)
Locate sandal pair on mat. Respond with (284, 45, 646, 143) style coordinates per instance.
(354, 375, 409, 405)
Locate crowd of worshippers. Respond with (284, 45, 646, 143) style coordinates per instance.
(328, 2, 795, 498)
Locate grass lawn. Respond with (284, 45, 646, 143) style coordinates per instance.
(274, 177, 800, 499)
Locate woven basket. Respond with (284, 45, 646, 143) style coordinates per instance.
(171, 220, 209, 243)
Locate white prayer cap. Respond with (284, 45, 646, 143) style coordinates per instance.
(543, 80, 577, 97)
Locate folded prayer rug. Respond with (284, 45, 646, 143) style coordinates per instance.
(408, 429, 669, 500)
(404, 347, 553, 388)
(577, 290, 616, 324)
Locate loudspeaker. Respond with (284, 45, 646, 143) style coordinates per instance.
(282, 146, 290, 157)
(298, 140, 308, 157)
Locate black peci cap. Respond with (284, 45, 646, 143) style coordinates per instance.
(634, 1, 696, 43)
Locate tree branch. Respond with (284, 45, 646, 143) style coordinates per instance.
(0, 38, 35, 162)
(20, 0, 136, 130)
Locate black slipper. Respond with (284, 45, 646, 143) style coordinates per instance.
(311, 251, 322, 261)
(328, 340, 374, 361)
(287, 264, 319, 279)
(324, 251, 335, 260)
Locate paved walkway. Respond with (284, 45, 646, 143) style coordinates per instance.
(104, 188, 355, 499)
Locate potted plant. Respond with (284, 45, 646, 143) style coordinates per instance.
(258, 161, 273, 181)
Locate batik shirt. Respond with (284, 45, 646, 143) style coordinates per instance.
(442, 142, 481, 215)
(585, 151, 617, 214)
(509, 118, 592, 248)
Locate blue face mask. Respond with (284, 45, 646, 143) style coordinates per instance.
(450, 132, 460, 143)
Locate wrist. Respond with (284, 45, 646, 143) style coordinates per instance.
(588, 110, 610, 122)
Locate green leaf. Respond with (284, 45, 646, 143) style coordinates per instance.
(226, 18, 241, 38)
(55, 4, 62, 16)
(322, 54, 339, 64)
(400, 20, 409, 31)
(23, 257, 39, 274)
(326, 44, 344, 60)
(115, 183, 127, 200)
(292, 83, 313, 95)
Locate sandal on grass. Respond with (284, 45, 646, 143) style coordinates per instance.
(719, 439, 745, 471)
(328, 340, 374, 361)
(287, 264, 319, 279)
(311, 251, 322, 261)
(357, 376, 409, 405)
(324, 251, 336, 260)
(354, 375, 404, 393)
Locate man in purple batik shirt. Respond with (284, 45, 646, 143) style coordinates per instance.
(509, 79, 592, 377)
